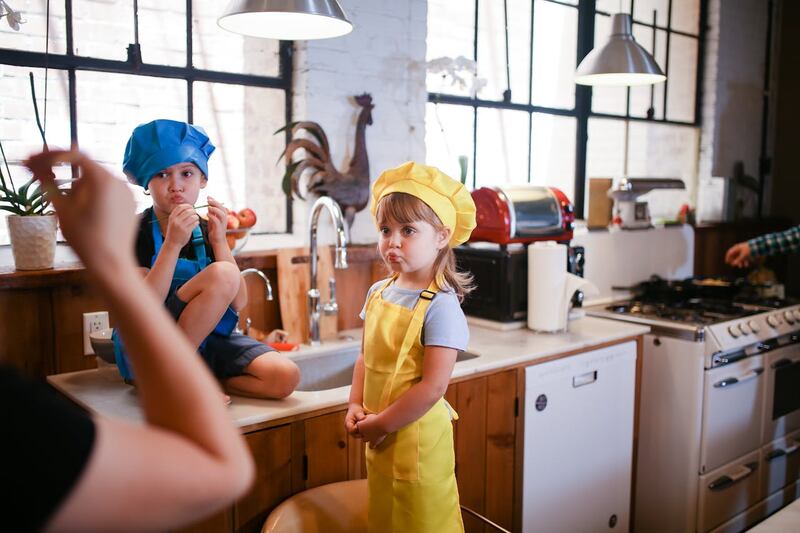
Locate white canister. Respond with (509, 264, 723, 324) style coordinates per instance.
(528, 241, 568, 332)
(7, 214, 58, 270)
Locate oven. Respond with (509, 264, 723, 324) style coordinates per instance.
(762, 336, 800, 445)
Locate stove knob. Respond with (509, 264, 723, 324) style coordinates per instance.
(767, 315, 781, 328)
(728, 325, 741, 338)
(784, 311, 796, 324)
(748, 320, 760, 333)
(739, 322, 752, 335)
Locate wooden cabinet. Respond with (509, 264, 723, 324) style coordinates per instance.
(447, 369, 520, 533)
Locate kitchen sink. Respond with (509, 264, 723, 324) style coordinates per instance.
(294, 347, 480, 392)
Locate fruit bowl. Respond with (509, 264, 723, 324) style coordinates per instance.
(226, 227, 250, 255)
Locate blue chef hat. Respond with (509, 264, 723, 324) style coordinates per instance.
(122, 119, 216, 189)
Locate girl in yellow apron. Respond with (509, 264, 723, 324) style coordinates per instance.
(345, 162, 477, 533)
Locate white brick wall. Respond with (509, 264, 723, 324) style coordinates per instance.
(290, 0, 428, 246)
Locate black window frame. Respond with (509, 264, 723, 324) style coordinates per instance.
(0, 0, 295, 233)
(427, 0, 707, 218)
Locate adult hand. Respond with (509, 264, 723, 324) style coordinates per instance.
(206, 196, 227, 246)
(24, 150, 137, 272)
(356, 413, 387, 448)
(344, 403, 366, 437)
(725, 242, 752, 268)
(164, 204, 199, 249)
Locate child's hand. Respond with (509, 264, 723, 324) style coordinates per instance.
(206, 196, 228, 246)
(265, 329, 289, 344)
(345, 404, 366, 437)
(356, 413, 387, 448)
(165, 204, 199, 248)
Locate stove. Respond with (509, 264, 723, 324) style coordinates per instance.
(586, 276, 800, 532)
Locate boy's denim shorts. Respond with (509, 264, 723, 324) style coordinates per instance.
(165, 289, 275, 379)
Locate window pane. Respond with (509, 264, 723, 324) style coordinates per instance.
(192, 0, 280, 76)
(0, 0, 67, 54)
(595, 0, 632, 14)
(475, 108, 529, 188)
(194, 83, 287, 233)
(425, 103, 475, 186)
(0, 66, 71, 244)
(477, 0, 531, 103)
(532, 1, 577, 110)
(426, 0, 476, 97)
(586, 118, 625, 178)
(629, 26, 667, 119)
(76, 71, 187, 210)
(671, 0, 700, 34)
(590, 14, 627, 115)
(531, 113, 576, 201)
(633, 0, 669, 27)
(627, 122, 698, 221)
(666, 34, 698, 122)
(73, 0, 186, 66)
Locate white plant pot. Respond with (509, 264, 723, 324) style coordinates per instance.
(7, 214, 58, 270)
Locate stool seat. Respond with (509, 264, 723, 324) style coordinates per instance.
(262, 479, 368, 533)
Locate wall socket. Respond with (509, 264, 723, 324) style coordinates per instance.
(83, 311, 110, 356)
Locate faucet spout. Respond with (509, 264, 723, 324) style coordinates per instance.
(308, 197, 349, 345)
(241, 268, 273, 301)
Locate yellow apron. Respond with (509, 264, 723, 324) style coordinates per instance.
(362, 276, 464, 533)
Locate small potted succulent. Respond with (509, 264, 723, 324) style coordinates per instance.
(0, 73, 57, 270)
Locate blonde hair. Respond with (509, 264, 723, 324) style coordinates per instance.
(375, 192, 474, 302)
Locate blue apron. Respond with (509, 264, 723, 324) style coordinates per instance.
(113, 210, 239, 382)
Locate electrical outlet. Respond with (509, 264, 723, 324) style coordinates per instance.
(83, 311, 110, 356)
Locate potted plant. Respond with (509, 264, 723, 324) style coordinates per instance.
(0, 72, 57, 270)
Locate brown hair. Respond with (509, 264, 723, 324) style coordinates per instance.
(375, 192, 474, 302)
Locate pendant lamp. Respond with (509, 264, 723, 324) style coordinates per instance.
(218, 0, 353, 40)
(575, 13, 665, 86)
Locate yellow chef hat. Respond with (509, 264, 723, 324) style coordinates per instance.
(371, 161, 476, 247)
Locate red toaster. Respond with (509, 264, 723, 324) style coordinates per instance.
(469, 185, 575, 244)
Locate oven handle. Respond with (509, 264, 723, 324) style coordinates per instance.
(766, 441, 800, 462)
(713, 367, 764, 389)
(708, 462, 758, 491)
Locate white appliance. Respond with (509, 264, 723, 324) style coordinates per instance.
(522, 341, 637, 532)
(587, 283, 800, 532)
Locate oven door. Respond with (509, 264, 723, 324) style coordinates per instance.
(697, 450, 761, 533)
(763, 342, 800, 445)
(700, 355, 765, 474)
(761, 429, 800, 497)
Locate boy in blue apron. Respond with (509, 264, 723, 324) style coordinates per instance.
(113, 119, 300, 400)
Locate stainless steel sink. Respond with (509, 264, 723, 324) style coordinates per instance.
(294, 347, 480, 392)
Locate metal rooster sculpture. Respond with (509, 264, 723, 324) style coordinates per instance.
(278, 93, 374, 227)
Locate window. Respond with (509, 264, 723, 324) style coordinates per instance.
(0, 0, 292, 245)
(426, 0, 704, 218)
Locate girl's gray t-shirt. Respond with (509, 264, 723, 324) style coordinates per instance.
(359, 278, 469, 351)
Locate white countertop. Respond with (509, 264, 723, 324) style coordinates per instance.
(47, 316, 649, 431)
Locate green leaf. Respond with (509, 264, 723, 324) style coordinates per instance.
(17, 175, 36, 201)
(0, 205, 27, 216)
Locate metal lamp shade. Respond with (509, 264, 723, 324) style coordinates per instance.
(575, 13, 666, 86)
(218, 0, 353, 40)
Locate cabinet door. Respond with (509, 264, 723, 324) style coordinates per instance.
(303, 411, 349, 489)
(234, 425, 293, 533)
(450, 370, 518, 533)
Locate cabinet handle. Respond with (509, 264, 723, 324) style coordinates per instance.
(572, 370, 597, 388)
(713, 368, 764, 389)
(708, 462, 757, 491)
(766, 441, 800, 462)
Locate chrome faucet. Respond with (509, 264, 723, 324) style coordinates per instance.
(308, 197, 348, 345)
(240, 268, 273, 336)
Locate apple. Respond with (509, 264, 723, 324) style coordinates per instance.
(226, 213, 240, 230)
(237, 207, 257, 228)
(226, 234, 237, 250)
